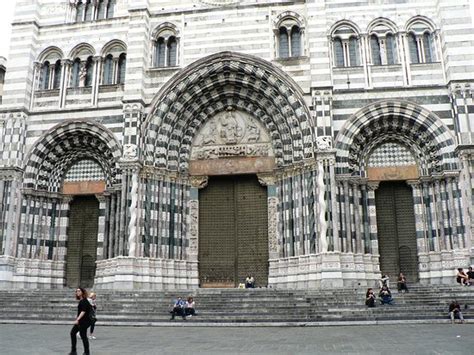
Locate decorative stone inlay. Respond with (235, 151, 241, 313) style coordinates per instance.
(191, 107, 273, 160)
(188, 200, 199, 253)
(268, 196, 279, 254)
(257, 173, 276, 186)
(316, 136, 333, 151)
(122, 144, 138, 161)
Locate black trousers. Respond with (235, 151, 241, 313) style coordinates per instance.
(90, 319, 96, 334)
(70, 323, 90, 354)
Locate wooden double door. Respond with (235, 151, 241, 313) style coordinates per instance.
(199, 175, 268, 287)
(375, 182, 419, 283)
(66, 195, 99, 288)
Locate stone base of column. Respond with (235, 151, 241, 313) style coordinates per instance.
(268, 252, 380, 289)
(418, 249, 471, 284)
(94, 256, 199, 290)
(0, 256, 65, 289)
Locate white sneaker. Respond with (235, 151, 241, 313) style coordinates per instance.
(89, 335, 96, 340)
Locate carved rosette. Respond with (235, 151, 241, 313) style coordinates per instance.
(190, 176, 208, 189)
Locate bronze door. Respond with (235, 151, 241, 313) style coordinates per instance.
(199, 175, 268, 287)
(66, 195, 99, 288)
(375, 182, 419, 283)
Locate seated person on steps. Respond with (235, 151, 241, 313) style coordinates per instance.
(170, 297, 186, 320)
(448, 300, 465, 324)
(456, 268, 471, 286)
(379, 285, 394, 305)
(185, 297, 196, 317)
(378, 274, 390, 289)
(397, 272, 409, 293)
(245, 275, 255, 289)
(365, 288, 376, 308)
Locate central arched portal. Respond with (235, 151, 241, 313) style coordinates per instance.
(199, 175, 268, 288)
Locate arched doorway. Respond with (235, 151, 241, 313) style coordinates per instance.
(66, 195, 99, 288)
(375, 181, 418, 282)
(199, 175, 268, 287)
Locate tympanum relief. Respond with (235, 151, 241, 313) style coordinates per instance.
(191, 107, 273, 160)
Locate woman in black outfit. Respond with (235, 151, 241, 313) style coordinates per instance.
(69, 287, 93, 355)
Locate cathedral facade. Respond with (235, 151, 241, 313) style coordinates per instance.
(0, 0, 473, 290)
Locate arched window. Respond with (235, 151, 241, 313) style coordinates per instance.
(85, 56, 94, 87)
(385, 34, 396, 65)
(106, 0, 116, 19)
(152, 24, 180, 68)
(422, 32, 433, 63)
(76, 1, 84, 22)
(118, 53, 126, 84)
(155, 38, 166, 67)
(74, 0, 115, 22)
(71, 58, 81, 87)
(406, 19, 437, 64)
(278, 28, 289, 58)
(167, 37, 177, 67)
(275, 14, 304, 59)
(348, 36, 360, 66)
(370, 35, 382, 65)
(84, 0, 92, 21)
(332, 25, 361, 67)
(103, 54, 114, 85)
(333, 38, 344, 67)
(97, 0, 106, 20)
(53, 60, 62, 89)
(40, 61, 50, 90)
(290, 26, 301, 57)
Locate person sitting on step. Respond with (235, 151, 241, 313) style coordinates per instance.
(169, 297, 186, 320)
(365, 288, 376, 308)
(456, 268, 470, 286)
(245, 275, 255, 289)
(467, 266, 474, 284)
(379, 285, 394, 305)
(185, 296, 196, 318)
(378, 274, 390, 290)
(448, 300, 465, 324)
(397, 272, 409, 293)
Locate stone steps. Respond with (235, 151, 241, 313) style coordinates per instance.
(1, 286, 472, 325)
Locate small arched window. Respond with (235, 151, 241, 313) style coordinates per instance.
(333, 38, 344, 67)
(40, 61, 50, 90)
(103, 54, 114, 85)
(71, 58, 81, 87)
(118, 53, 126, 84)
(152, 25, 180, 68)
(290, 26, 301, 57)
(278, 28, 289, 58)
(106, 0, 116, 19)
(74, 0, 115, 23)
(370, 35, 382, 65)
(53, 60, 62, 89)
(275, 14, 304, 59)
(385, 34, 396, 65)
(167, 37, 177, 67)
(406, 19, 437, 64)
(85, 56, 94, 87)
(332, 25, 361, 67)
(348, 36, 360, 66)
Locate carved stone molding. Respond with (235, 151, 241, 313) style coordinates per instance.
(367, 181, 380, 191)
(190, 175, 208, 189)
(257, 173, 276, 186)
(316, 136, 333, 151)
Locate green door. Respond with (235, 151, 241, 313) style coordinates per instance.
(66, 195, 99, 288)
(199, 175, 268, 287)
(375, 182, 419, 283)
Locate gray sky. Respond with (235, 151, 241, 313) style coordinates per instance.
(0, 0, 473, 61)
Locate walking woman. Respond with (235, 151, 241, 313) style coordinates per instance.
(69, 287, 93, 355)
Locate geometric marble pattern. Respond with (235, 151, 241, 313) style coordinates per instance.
(368, 142, 416, 167)
(64, 159, 105, 182)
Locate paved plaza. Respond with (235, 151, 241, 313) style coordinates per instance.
(1, 324, 473, 354)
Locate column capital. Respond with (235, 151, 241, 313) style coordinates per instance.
(190, 175, 208, 189)
(257, 172, 276, 186)
(367, 181, 380, 191)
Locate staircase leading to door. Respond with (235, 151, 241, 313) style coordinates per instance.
(0, 285, 473, 325)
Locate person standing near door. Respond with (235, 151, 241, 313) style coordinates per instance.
(69, 287, 93, 355)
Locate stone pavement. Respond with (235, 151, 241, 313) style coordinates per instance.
(0, 324, 473, 354)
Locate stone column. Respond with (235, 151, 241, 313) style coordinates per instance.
(407, 180, 428, 253)
(257, 173, 280, 260)
(366, 182, 379, 256)
(188, 176, 208, 263)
